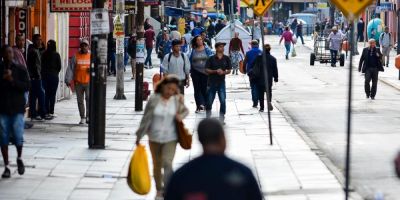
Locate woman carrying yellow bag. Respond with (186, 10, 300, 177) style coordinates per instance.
(135, 75, 189, 200)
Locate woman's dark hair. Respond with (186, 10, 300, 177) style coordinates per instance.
(191, 35, 203, 49)
(46, 40, 57, 52)
(1, 45, 11, 57)
(154, 75, 180, 94)
(285, 26, 289, 31)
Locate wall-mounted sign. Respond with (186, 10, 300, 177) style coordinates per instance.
(376, 2, 393, 13)
(15, 8, 27, 40)
(50, 0, 113, 12)
(145, 0, 160, 6)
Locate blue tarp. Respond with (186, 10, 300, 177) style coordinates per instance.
(165, 7, 184, 17)
(190, 12, 226, 19)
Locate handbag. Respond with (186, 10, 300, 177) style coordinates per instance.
(175, 97, 192, 150)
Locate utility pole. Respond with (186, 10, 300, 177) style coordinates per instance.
(89, 0, 109, 148)
(135, 0, 145, 111)
(114, 0, 127, 100)
(397, 6, 400, 80)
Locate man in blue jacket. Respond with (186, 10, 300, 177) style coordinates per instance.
(243, 40, 262, 108)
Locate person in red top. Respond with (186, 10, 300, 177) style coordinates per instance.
(144, 26, 155, 69)
(279, 26, 294, 60)
(229, 32, 244, 75)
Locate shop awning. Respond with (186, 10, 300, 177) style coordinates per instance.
(165, 7, 185, 17)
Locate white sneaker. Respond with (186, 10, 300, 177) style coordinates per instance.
(79, 118, 85, 125)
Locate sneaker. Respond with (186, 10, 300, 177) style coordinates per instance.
(44, 115, 54, 120)
(252, 104, 258, 108)
(2, 167, 10, 178)
(79, 118, 85, 125)
(259, 109, 264, 112)
(199, 105, 205, 111)
(33, 116, 44, 121)
(285, 55, 288, 60)
(17, 158, 25, 175)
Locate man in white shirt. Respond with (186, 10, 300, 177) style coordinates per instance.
(379, 27, 392, 67)
(328, 26, 343, 67)
(162, 39, 191, 94)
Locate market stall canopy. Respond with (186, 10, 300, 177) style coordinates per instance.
(165, 7, 185, 17)
(215, 23, 252, 55)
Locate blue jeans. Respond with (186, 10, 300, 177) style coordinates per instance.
(0, 114, 24, 146)
(250, 78, 258, 106)
(145, 47, 153, 66)
(29, 80, 46, 118)
(284, 43, 291, 57)
(206, 82, 226, 120)
(330, 49, 338, 66)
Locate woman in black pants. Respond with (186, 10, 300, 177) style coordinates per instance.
(189, 36, 214, 113)
(41, 40, 61, 119)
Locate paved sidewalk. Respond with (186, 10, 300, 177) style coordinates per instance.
(0, 52, 356, 200)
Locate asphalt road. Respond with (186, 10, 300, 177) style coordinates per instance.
(267, 36, 400, 199)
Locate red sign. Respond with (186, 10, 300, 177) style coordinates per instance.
(15, 8, 27, 39)
(50, 0, 113, 12)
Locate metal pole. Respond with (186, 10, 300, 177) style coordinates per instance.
(114, 1, 127, 100)
(135, 0, 145, 111)
(89, 0, 108, 149)
(397, 10, 400, 80)
(344, 20, 355, 200)
(259, 16, 273, 146)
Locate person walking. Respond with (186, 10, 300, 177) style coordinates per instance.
(296, 21, 305, 45)
(164, 118, 263, 200)
(243, 40, 262, 108)
(201, 31, 212, 49)
(27, 34, 47, 121)
(0, 45, 30, 178)
(229, 32, 245, 75)
(65, 39, 91, 124)
(162, 39, 191, 94)
(215, 20, 225, 35)
(253, 22, 262, 43)
(205, 42, 232, 123)
(290, 18, 298, 33)
(190, 35, 214, 113)
(252, 44, 278, 112)
(358, 39, 384, 100)
(144, 18, 151, 31)
(379, 27, 392, 67)
(135, 75, 189, 200)
(144, 26, 155, 69)
(107, 32, 116, 76)
(127, 34, 137, 80)
(279, 26, 294, 60)
(207, 21, 216, 39)
(158, 33, 172, 66)
(327, 27, 343, 67)
(13, 35, 34, 129)
(170, 27, 181, 41)
(357, 18, 365, 42)
(41, 40, 61, 119)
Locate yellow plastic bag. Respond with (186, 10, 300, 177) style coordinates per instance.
(127, 145, 151, 195)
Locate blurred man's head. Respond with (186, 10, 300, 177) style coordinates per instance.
(198, 119, 226, 155)
(369, 39, 376, 48)
(32, 34, 41, 48)
(2, 45, 14, 63)
(385, 26, 389, 33)
(15, 34, 25, 49)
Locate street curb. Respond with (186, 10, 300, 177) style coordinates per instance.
(379, 76, 400, 91)
(273, 100, 364, 200)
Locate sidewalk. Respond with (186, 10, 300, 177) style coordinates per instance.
(300, 35, 400, 91)
(0, 52, 354, 200)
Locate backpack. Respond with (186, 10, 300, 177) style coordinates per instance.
(167, 53, 187, 79)
(380, 32, 391, 42)
(250, 55, 263, 79)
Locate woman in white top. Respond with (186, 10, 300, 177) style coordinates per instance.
(135, 75, 189, 199)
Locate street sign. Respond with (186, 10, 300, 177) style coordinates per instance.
(253, 0, 274, 17)
(330, 0, 374, 18)
(114, 16, 124, 37)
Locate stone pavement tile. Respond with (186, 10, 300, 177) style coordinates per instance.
(107, 179, 155, 200)
(266, 194, 308, 200)
(29, 177, 80, 200)
(69, 189, 111, 200)
(0, 177, 42, 199)
(76, 177, 116, 189)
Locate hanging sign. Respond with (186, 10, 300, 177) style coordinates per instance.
(90, 9, 110, 35)
(253, 0, 274, 16)
(330, 0, 374, 18)
(50, 0, 113, 12)
(136, 39, 145, 64)
(114, 16, 125, 54)
(15, 8, 27, 40)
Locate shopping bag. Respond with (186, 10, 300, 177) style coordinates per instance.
(291, 47, 297, 57)
(176, 120, 192, 150)
(127, 145, 151, 195)
(239, 60, 246, 74)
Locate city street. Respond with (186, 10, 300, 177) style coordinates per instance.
(272, 35, 400, 199)
(0, 35, 399, 200)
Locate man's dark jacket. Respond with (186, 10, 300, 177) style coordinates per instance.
(358, 47, 384, 73)
(253, 52, 278, 86)
(0, 62, 30, 115)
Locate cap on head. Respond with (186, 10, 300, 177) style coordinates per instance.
(80, 39, 90, 46)
(251, 40, 259, 46)
(332, 26, 338, 31)
(172, 39, 182, 46)
(215, 42, 226, 48)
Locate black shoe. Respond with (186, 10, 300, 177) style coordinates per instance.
(371, 96, 375, 100)
(259, 109, 264, 112)
(17, 159, 25, 175)
(252, 105, 258, 108)
(199, 105, 205, 111)
(285, 55, 288, 60)
(24, 122, 34, 129)
(44, 115, 54, 120)
(366, 95, 370, 99)
(2, 167, 10, 178)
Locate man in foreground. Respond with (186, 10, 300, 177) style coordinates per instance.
(164, 118, 263, 200)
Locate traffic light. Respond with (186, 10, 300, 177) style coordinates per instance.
(223, 0, 238, 15)
(214, 0, 222, 11)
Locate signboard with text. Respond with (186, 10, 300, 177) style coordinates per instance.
(50, 0, 113, 12)
(15, 8, 27, 40)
